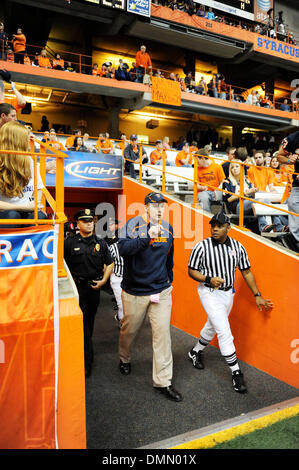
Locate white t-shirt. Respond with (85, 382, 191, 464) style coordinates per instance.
(0, 158, 44, 206)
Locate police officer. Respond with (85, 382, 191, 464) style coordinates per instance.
(64, 209, 114, 377)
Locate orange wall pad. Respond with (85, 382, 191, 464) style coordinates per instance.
(122, 178, 299, 389)
(57, 297, 86, 449)
(0, 252, 56, 449)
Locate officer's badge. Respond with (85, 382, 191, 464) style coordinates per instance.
(96, 244, 100, 251)
(85, 209, 91, 215)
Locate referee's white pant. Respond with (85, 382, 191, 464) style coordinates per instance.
(197, 284, 235, 356)
(110, 272, 124, 320)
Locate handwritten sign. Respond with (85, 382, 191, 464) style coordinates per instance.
(151, 76, 182, 107)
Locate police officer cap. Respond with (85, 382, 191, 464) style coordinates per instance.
(74, 209, 95, 221)
(209, 211, 230, 225)
(144, 192, 168, 205)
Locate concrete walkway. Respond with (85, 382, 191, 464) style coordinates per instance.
(85, 291, 299, 449)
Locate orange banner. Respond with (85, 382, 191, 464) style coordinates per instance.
(151, 76, 181, 107)
(0, 225, 59, 449)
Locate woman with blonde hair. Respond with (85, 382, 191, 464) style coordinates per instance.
(222, 159, 258, 215)
(0, 120, 47, 227)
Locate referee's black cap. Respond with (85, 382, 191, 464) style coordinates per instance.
(209, 211, 230, 225)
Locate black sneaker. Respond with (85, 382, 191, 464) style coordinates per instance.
(119, 360, 131, 375)
(188, 348, 204, 369)
(232, 370, 247, 393)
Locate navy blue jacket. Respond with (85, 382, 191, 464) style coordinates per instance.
(118, 215, 174, 296)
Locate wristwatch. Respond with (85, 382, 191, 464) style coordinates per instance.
(254, 292, 261, 297)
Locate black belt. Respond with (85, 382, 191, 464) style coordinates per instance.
(204, 284, 232, 291)
(74, 277, 97, 287)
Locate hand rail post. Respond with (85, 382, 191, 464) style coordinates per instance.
(239, 163, 245, 229)
(193, 155, 198, 208)
(139, 144, 143, 184)
(162, 151, 166, 194)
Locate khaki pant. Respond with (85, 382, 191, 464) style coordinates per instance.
(119, 286, 173, 387)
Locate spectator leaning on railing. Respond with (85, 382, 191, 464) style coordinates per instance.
(12, 28, 26, 65)
(0, 23, 9, 61)
(135, 45, 152, 84)
(0, 121, 48, 227)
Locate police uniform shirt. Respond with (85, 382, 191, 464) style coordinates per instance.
(64, 233, 113, 281)
(188, 237, 251, 289)
(281, 131, 299, 188)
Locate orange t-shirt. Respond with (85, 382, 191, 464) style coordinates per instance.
(24, 56, 31, 66)
(247, 166, 275, 191)
(175, 150, 193, 167)
(13, 34, 26, 52)
(65, 136, 75, 148)
(136, 51, 152, 69)
(117, 140, 128, 155)
(197, 162, 225, 191)
(53, 59, 64, 69)
(38, 56, 52, 68)
(281, 165, 294, 203)
(268, 166, 288, 186)
(4, 96, 25, 112)
(48, 141, 65, 151)
(96, 139, 114, 154)
(150, 149, 167, 165)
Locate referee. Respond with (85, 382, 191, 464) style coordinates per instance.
(188, 211, 273, 393)
(106, 218, 124, 327)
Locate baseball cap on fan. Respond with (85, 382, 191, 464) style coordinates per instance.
(144, 192, 168, 205)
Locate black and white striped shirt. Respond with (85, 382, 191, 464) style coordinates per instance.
(188, 237, 251, 289)
(108, 242, 124, 277)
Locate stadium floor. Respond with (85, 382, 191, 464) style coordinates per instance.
(85, 291, 299, 450)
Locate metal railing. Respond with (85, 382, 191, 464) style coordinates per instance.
(0, 139, 68, 277)
(1, 38, 298, 116)
(126, 149, 299, 234)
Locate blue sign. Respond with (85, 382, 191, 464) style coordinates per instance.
(0, 230, 54, 269)
(46, 151, 123, 189)
(127, 0, 151, 17)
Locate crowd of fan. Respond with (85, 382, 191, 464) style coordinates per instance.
(152, 2, 297, 44)
(0, 23, 295, 111)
